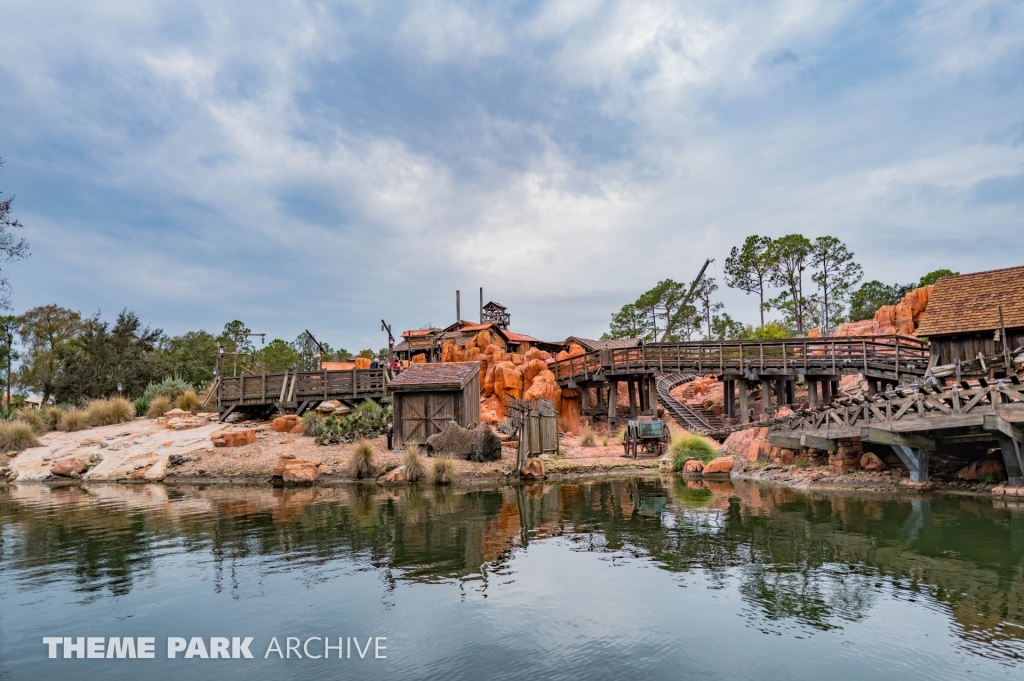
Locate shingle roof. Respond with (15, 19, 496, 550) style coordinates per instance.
(915, 265, 1024, 337)
(566, 336, 640, 351)
(401, 329, 434, 338)
(388, 361, 480, 390)
(503, 330, 541, 343)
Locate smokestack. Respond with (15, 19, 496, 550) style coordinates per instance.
(479, 287, 483, 323)
(456, 290, 461, 323)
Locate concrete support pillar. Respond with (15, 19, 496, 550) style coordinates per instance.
(738, 378, 749, 424)
(761, 380, 772, 414)
(807, 379, 818, 409)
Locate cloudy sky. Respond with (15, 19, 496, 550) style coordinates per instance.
(1, 0, 1022, 351)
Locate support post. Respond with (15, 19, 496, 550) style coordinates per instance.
(821, 380, 832, 405)
(628, 379, 638, 417)
(724, 379, 734, 418)
(761, 379, 772, 414)
(830, 380, 840, 401)
(608, 380, 618, 423)
(807, 379, 818, 409)
(984, 414, 1024, 487)
(785, 379, 794, 407)
(868, 379, 878, 396)
(738, 378, 749, 424)
(892, 445, 930, 483)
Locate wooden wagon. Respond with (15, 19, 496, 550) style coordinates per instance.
(622, 416, 670, 458)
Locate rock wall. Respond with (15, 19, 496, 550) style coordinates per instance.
(823, 284, 934, 337)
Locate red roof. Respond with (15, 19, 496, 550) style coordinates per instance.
(401, 329, 434, 338)
(322, 361, 356, 370)
(916, 265, 1024, 336)
(460, 323, 493, 332)
(504, 330, 540, 343)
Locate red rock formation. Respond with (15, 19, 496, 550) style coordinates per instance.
(272, 415, 301, 433)
(702, 457, 734, 475)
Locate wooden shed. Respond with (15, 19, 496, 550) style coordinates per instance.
(916, 266, 1024, 377)
(388, 362, 481, 449)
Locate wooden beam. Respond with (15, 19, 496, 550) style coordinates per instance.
(983, 414, 1024, 444)
(860, 427, 935, 451)
(769, 434, 803, 450)
(800, 433, 837, 451)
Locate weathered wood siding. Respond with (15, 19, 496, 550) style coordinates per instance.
(929, 328, 1024, 365)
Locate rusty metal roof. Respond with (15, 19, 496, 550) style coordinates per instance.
(915, 265, 1024, 337)
(388, 361, 480, 390)
(566, 336, 640, 351)
(503, 330, 540, 343)
(401, 329, 434, 338)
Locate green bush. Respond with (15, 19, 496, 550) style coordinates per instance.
(132, 397, 150, 417)
(670, 434, 719, 471)
(15, 408, 47, 435)
(143, 376, 193, 403)
(0, 422, 40, 451)
(59, 408, 90, 432)
(348, 440, 376, 479)
(402, 446, 426, 483)
(315, 401, 392, 445)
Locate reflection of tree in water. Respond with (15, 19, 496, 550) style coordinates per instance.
(2, 479, 1024, 658)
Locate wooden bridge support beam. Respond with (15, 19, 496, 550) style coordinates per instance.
(821, 380, 832, 406)
(649, 376, 658, 415)
(628, 379, 638, 417)
(608, 380, 618, 422)
(984, 415, 1024, 487)
(761, 380, 772, 415)
(867, 379, 879, 396)
(807, 379, 818, 409)
(723, 380, 734, 418)
(737, 378, 749, 424)
(830, 380, 840, 402)
(784, 380, 795, 407)
(892, 445, 930, 483)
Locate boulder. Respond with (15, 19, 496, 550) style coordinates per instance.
(290, 424, 304, 435)
(480, 395, 504, 423)
(494, 362, 523, 402)
(524, 347, 545, 363)
(659, 456, 674, 473)
(956, 457, 1007, 482)
(523, 374, 562, 412)
(411, 354, 427, 364)
(272, 415, 302, 433)
(51, 457, 86, 477)
(522, 359, 548, 387)
(384, 466, 407, 483)
(354, 357, 372, 369)
(702, 456, 735, 476)
(271, 454, 296, 477)
(283, 461, 319, 484)
(128, 465, 151, 480)
(682, 459, 705, 474)
(860, 452, 886, 471)
(567, 343, 586, 358)
(521, 457, 545, 479)
(558, 389, 582, 434)
(483, 361, 497, 397)
(213, 429, 257, 447)
(555, 350, 570, 362)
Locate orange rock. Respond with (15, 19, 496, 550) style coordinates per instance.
(411, 353, 426, 364)
(384, 466, 406, 483)
(51, 457, 86, 477)
(218, 429, 257, 447)
(272, 415, 301, 432)
(568, 343, 586, 358)
(510, 353, 524, 366)
(282, 461, 319, 483)
(559, 389, 581, 433)
(354, 357, 372, 369)
(702, 456, 734, 475)
(522, 358, 547, 387)
(808, 327, 821, 338)
(290, 424, 304, 434)
(524, 374, 562, 412)
(494, 362, 523, 401)
(555, 350, 570, 362)
(272, 454, 297, 477)
(860, 452, 886, 471)
(682, 459, 704, 474)
(956, 457, 1007, 482)
(480, 395, 504, 423)
(128, 465, 152, 480)
(483, 361, 496, 397)
(521, 457, 545, 479)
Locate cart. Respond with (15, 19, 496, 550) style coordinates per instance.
(622, 417, 671, 458)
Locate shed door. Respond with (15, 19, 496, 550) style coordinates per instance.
(400, 393, 457, 444)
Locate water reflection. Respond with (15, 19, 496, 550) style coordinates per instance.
(1, 478, 1023, 661)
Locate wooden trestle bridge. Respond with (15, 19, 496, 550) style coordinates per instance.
(550, 336, 930, 427)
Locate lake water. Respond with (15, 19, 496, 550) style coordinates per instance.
(1, 478, 1023, 680)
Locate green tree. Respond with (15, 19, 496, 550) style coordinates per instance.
(810, 236, 862, 333)
(293, 332, 323, 370)
(16, 304, 83, 404)
(217, 320, 254, 376)
(693, 277, 723, 340)
(918, 269, 958, 287)
(768, 234, 813, 335)
(256, 339, 300, 373)
(0, 315, 17, 405)
(157, 330, 219, 386)
(737, 321, 795, 340)
(52, 310, 163, 402)
(848, 281, 912, 321)
(711, 313, 744, 340)
(724, 235, 776, 328)
(604, 302, 648, 340)
(356, 348, 375, 359)
(0, 157, 30, 310)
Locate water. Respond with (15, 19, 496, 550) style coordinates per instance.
(1, 479, 1022, 680)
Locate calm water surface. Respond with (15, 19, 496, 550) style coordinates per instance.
(1, 478, 1023, 680)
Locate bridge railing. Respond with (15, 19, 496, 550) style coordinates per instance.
(551, 335, 929, 383)
(218, 368, 388, 407)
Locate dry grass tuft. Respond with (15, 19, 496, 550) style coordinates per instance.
(431, 455, 456, 485)
(176, 390, 201, 412)
(146, 396, 171, 418)
(42, 406, 66, 431)
(59, 408, 90, 432)
(86, 397, 136, 426)
(579, 426, 596, 447)
(15, 408, 47, 435)
(349, 440, 376, 479)
(302, 411, 325, 437)
(402, 446, 426, 483)
(0, 421, 40, 451)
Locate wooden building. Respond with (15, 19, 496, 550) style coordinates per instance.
(481, 301, 510, 329)
(388, 362, 481, 449)
(916, 266, 1024, 378)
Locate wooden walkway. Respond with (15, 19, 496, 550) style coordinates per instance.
(212, 368, 390, 420)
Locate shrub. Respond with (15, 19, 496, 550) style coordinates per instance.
(315, 402, 393, 445)
(431, 456, 456, 485)
(602, 436, 609, 447)
(146, 396, 171, 418)
(348, 440, 376, 479)
(59, 408, 90, 432)
(143, 376, 192, 403)
(176, 390, 201, 412)
(0, 422, 40, 451)
(402, 446, 426, 483)
(670, 434, 719, 471)
(86, 397, 136, 426)
(579, 426, 596, 447)
(302, 411, 325, 437)
(15, 408, 47, 435)
(42, 406, 66, 430)
(132, 397, 150, 417)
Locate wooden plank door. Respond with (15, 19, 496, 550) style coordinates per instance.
(400, 394, 428, 445)
(426, 393, 456, 436)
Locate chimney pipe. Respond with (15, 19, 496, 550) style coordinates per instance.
(456, 290, 461, 323)
(479, 287, 483, 323)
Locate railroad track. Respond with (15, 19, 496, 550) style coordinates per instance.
(655, 373, 720, 435)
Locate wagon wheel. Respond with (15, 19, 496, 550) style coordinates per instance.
(630, 431, 639, 459)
